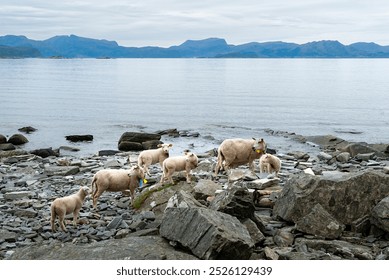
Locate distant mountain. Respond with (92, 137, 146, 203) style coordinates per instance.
(0, 45, 41, 58)
(1, 34, 389, 58)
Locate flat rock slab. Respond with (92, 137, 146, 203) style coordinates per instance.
(160, 207, 254, 260)
(8, 236, 197, 260)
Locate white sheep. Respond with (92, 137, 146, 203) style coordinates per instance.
(137, 143, 173, 176)
(215, 138, 266, 174)
(259, 153, 281, 177)
(160, 152, 198, 184)
(91, 165, 145, 209)
(50, 186, 90, 232)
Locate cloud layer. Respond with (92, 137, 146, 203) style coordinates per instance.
(1, 0, 389, 46)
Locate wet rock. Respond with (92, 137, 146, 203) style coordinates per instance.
(8, 236, 198, 260)
(370, 196, 389, 233)
(118, 132, 161, 151)
(30, 148, 59, 158)
(18, 126, 37, 134)
(160, 207, 254, 259)
(118, 141, 143, 151)
(142, 140, 163, 150)
(296, 203, 345, 239)
(0, 134, 7, 144)
(98, 150, 120, 156)
(7, 134, 28, 145)
(65, 135, 93, 142)
(245, 178, 280, 190)
(273, 170, 389, 228)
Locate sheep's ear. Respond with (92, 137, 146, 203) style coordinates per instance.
(157, 144, 162, 148)
(168, 144, 173, 147)
(133, 165, 139, 170)
(252, 137, 256, 141)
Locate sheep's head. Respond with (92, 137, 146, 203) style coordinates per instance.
(185, 152, 198, 167)
(252, 138, 266, 154)
(81, 186, 91, 196)
(128, 165, 147, 185)
(158, 143, 173, 154)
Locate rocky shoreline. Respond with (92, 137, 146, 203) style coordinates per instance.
(1, 129, 389, 260)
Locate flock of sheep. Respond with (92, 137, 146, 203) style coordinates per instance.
(50, 137, 281, 232)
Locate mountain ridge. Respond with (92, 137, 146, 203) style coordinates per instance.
(1, 34, 389, 58)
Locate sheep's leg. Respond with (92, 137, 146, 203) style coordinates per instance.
(92, 189, 104, 209)
(59, 214, 67, 232)
(185, 167, 192, 183)
(51, 214, 57, 232)
(73, 209, 80, 227)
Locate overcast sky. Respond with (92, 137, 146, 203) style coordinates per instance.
(1, 0, 389, 47)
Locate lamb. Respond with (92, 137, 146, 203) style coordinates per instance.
(160, 151, 198, 184)
(91, 165, 145, 208)
(137, 143, 173, 176)
(259, 153, 281, 177)
(50, 186, 90, 232)
(214, 138, 266, 174)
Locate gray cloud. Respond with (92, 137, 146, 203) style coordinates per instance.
(1, 0, 389, 46)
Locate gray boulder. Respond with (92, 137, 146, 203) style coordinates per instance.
(160, 207, 254, 259)
(210, 186, 255, 220)
(296, 203, 345, 239)
(7, 134, 28, 145)
(273, 170, 389, 229)
(370, 196, 389, 233)
(0, 134, 6, 144)
(193, 179, 222, 201)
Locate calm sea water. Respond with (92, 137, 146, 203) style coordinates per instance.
(1, 58, 389, 156)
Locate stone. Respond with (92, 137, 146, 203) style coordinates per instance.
(142, 140, 163, 150)
(18, 126, 37, 134)
(193, 179, 222, 200)
(65, 135, 93, 142)
(318, 152, 333, 161)
(118, 132, 161, 151)
(370, 196, 389, 233)
(342, 143, 383, 157)
(8, 236, 198, 260)
(336, 152, 351, 163)
(7, 134, 28, 145)
(210, 186, 255, 220)
(118, 141, 143, 151)
(98, 150, 120, 156)
(356, 153, 375, 161)
(44, 166, 80, 176)
(273, 170, 389, 228)
(106, 217, 123, 230)
(242, 218, 265, 245)
(245, 178, 280, 190)
(0, 134, 7, 144)
(273, 228, 294, 247)
(228, 169, 258, 182)
(0, 143, 15, 151)
(30, 148, 59, 158)
(296, 203, 345, 239)
(3, 191, 33, 200)
(160, 207, 254, 260)
(295, 238, 374, 260)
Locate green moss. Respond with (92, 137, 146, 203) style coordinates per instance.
(132, 183, 173, 209)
